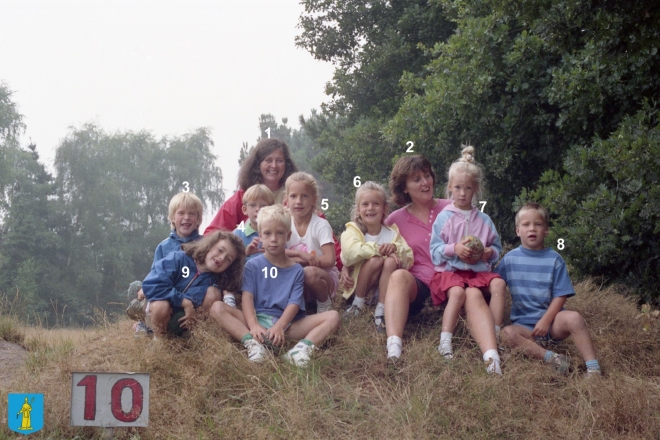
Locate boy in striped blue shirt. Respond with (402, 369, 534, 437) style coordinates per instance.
(496, 202, 601, 377)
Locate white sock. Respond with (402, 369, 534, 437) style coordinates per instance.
(387, 335, 402, 359)
(317, 298, 332, 313)
(483, 349, 502, 375)
(439, 332, 453, 359)
(352, 296, 366, 309)
(375, 302, 385, 316)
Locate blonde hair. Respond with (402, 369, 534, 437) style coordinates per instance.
(445, 145, 485, 205)
(285, 171, 320, 206)
(256, 205, 291, 233)
(168, 192, 203, 230)
(351, 181, 389, 233)
(515, 202, 550, 227)
(243, 184, 275, 205)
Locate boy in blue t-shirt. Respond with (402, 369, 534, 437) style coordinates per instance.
(496, 202, 601, 377)
(210, 205, 340, 366)
(232, 184, 275, 262)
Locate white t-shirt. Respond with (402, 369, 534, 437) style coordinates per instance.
(287, 214, 335, 258)
(364, 225, 397, 245)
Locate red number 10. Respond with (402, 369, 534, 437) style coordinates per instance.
(76, 375, 144, 422)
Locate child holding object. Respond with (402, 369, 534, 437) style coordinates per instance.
(142, 230, 245, 340)
(340, 181, 413, 332)
(430, 145, 506, 374)
(210, 205, 340, 365)
(496, 202, 601, 377)
(285, 172, 339, 313)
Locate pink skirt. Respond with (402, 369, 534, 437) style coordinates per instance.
(430, 270, 502, 306)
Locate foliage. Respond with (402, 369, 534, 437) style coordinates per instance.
(522, 104, 660, 303)
(0, 83, 26, 214)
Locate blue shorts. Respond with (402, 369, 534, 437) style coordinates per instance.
(513, 323, 565, 345)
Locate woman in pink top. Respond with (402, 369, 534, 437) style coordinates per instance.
(383, 155, 450, 360)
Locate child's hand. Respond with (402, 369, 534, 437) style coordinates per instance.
(265, 325, 286, 347)
(249, 324, 270, 343)
(246, 237, 264, 257)
(179, 298, 195, 329)
(378, 243, 396, 257)
(481, 247, 494, 262)
(455, 239, 474, 263)
(531, 318, 551, 338)
(340, 266, 355, 290)
(301, 252, 320, 267)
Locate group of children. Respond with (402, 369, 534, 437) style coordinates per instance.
(127, 145, 601, 377)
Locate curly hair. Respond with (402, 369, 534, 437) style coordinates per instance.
(238, 138, 298, 190)
(180, 231, 245, 292)
(389, 155, 437, 207)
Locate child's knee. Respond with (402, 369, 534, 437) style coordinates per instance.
(365, 256, 384, 270)
(383, 256, 398, 272)
(205, 286, 222, 302)
(326, 310, 341, 330)
(562, 310, 586, 330)
(447, 286, 466, 302)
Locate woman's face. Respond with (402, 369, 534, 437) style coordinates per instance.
(404, 169, 434, 205)
(259, 148, 285, 190)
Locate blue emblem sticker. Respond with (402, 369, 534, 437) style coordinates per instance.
(8, 393, 44, 435)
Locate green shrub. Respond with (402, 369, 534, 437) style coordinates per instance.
(520, 103, 660, 303)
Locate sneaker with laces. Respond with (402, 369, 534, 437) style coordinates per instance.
(585, 368, 602, 380)
(244, 339, 268, 363)
(283, 341, 313, 367)
(374, 314, 386, 333)
(133, 321, 153, 338)
(342, 304, 363, 319)
(223, 294, 237, 308)
(550, 353, 570, 375)
(438, 342, 453, 360)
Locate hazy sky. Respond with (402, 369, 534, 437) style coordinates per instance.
(0, 0, 334, 216)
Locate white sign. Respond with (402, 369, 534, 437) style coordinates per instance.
(70, 372, 150, 427)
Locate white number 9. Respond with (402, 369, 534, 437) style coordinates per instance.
(182, 266, 189, 278)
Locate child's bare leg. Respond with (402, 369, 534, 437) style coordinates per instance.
(550, 310, 597, 361)
(377, 256, 398, 305)
(501, 325, 547, 359)
(384, 269, 417, 338)
(287, 310, 341, 346)
(200, 286, 222, 314)
(209, 301, 249, 341)
(355, 257, 383, 299)
(486, 278, 506, 328)
(149, 300, 172, 338)
(303, 266, 332, 302)
(442, 286, 466, 333)
(464, 287, 497, 353)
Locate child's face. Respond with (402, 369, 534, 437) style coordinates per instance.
(404, 169, 434, 204)
(449, 172, 477, 210)
(286, 181, 316, 219)
(203, 239, 238, 273)
(172, 206, 201, 237)
(259, 219, 291, 257)
(358, 190, 385, 230)
(516, 209, 549, 250)
(259, 148, 286, 189)
(242, 198, 270, 229)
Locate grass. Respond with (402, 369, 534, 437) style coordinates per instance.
(1, 278, 660, 439)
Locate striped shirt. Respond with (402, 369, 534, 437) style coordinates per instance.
(495, 246, 574, 326)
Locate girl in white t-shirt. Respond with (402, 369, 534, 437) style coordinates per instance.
(285, 172, 339, 313)
(339, 181, 413, 332)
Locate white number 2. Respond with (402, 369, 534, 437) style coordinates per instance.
(406, 141, 414, 153)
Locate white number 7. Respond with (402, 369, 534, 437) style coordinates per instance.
(479, 201, 487, 212)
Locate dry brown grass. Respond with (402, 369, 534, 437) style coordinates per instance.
(1, 278, 660, 439)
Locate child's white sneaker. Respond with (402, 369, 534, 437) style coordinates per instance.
(342, 303, 363, 319)
(244, 339, 267, 363)
(283, 341, 314, 367)
(223, 294, 237, 308)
